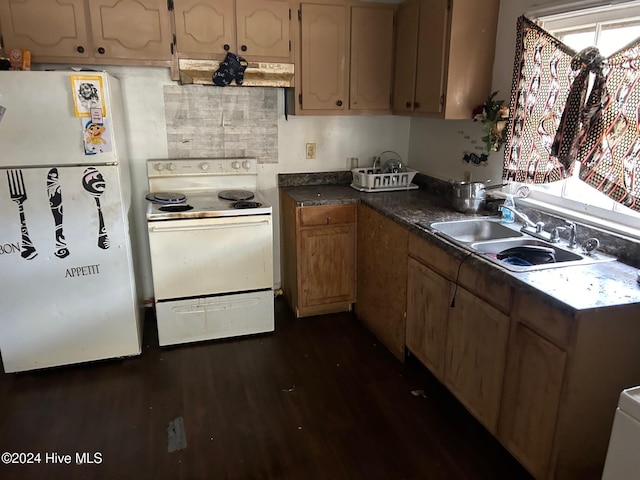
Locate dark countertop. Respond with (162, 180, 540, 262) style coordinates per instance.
(280, 184, 640, 313)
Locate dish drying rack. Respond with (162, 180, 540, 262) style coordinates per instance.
(351, 150, 418, 192)
(350, 167, 419, 192)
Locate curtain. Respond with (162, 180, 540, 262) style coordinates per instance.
(504, 16, 640, 212)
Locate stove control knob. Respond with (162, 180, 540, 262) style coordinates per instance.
(242, 160, 252, 170)
(167, 162, 176, 171)
(232, 161, 241, 170)
(199, 162, 209, 171)
(154, 162, 165, 171)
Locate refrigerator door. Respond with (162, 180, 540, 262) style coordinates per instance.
(0, 71, 123, 167)
(0, 165, 141, 372)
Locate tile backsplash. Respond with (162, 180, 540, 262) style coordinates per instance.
(164, 85, 278, 163)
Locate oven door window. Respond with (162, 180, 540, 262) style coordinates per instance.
(148, 215, 273, 300)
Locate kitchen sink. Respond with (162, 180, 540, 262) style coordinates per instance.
(423, 218, 617, 272)
(470, 238, 617, 272)
(429, 218, 523, 243)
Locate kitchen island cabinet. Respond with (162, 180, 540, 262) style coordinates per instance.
(289, 1, 395, 114)
(279, 192, 356, 317)
(0, 0, 173, 65)
(392, 0, 499, 118)
(356, 204, 408, 360)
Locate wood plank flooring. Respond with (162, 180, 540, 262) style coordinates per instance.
(0, 298, 533, 480)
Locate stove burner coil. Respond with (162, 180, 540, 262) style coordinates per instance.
(233, 201, 262, 209)
(218, 190, 255, 201)
(146, 192, 187, 204)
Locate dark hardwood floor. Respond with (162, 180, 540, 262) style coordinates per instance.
(0, 298, 533, 480)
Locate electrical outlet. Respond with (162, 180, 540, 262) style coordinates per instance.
(306, 143, 316, 159)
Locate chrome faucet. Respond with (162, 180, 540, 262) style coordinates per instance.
(550, 221, 578, 247)
(499, 205, 552, 242)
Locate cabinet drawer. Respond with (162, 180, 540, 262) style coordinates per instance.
(299, 205, 356, 227)
(513, 292, 573, 348)
(408, 233, 458, 280)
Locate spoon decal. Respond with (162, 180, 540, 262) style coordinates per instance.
(82, 167, 110, 250)
(47, 168, 69, 258)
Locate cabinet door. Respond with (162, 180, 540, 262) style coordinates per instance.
(356, 204, 408, 360)
(406, 258, 451, 381)
(236, 0, 291, 61)
(499, 323, 566, 480)
(445, 287, 510, 434)
(414, 0, 449, 114)
(88, 0, 172, 60)
(299, 225, 355, 308)
(300, 3, 348, 110)
(349, 6, 394, 110)
(392, 0, 419, 112)
(0, 0, 90, 59)
(173, 0, 235, 59)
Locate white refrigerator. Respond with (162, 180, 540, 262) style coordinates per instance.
(0, 71, 142, 373)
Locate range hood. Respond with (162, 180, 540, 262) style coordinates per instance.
(178, 58, 294, 87)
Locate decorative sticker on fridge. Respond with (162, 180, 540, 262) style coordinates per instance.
(70, 75, 106, 117)
(82, 167, 110, 250)
(5, 169, 37, 260)
(83, 117, 112, 155)
(46, 168, 69, 258)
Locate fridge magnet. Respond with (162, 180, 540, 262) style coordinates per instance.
(70, 74, 106, 117)
(82, 117, 112, 155)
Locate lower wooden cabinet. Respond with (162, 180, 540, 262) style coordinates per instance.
(356, 204, 408, 360)
(279, 191, 356, 317)
(406, 232, 511, 435)
(406, 257, 450, 380)
(445, 286, 510, 434)
(499, 321, 566, 479)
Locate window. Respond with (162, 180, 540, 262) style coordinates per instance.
(517, 1, 640, 237)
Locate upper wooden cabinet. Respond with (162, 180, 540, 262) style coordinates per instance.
(290, 1, 395, 114)
(0, 0, 173, 64)
(173, 0, 292, 61)
(393, 0, 499, 118)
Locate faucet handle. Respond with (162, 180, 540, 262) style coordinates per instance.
(550, 225, 566, 242)
(535, 221, 545, 233)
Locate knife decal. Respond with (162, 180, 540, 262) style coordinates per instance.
(47, 168, 69, 258)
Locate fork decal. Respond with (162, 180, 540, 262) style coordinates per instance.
(6, 169, 37, 260)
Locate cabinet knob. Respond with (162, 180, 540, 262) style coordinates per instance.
(336, 100, 343, 107)
(223, 44, 230, 51)
(405, 101, 411, 108)
(76, 46, 85, 53)
(241, 45, 247, 52)
(97, 47, 105, 55)
(414, 102, 420, 108)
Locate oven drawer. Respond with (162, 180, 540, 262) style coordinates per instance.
(148, 215, 273, 300)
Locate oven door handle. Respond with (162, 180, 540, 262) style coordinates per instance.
(150, 220, 270, 233)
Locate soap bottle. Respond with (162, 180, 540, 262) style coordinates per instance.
(501, 194, 515, 224)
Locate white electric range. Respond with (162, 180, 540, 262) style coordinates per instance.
(146, 158, 274, 346)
